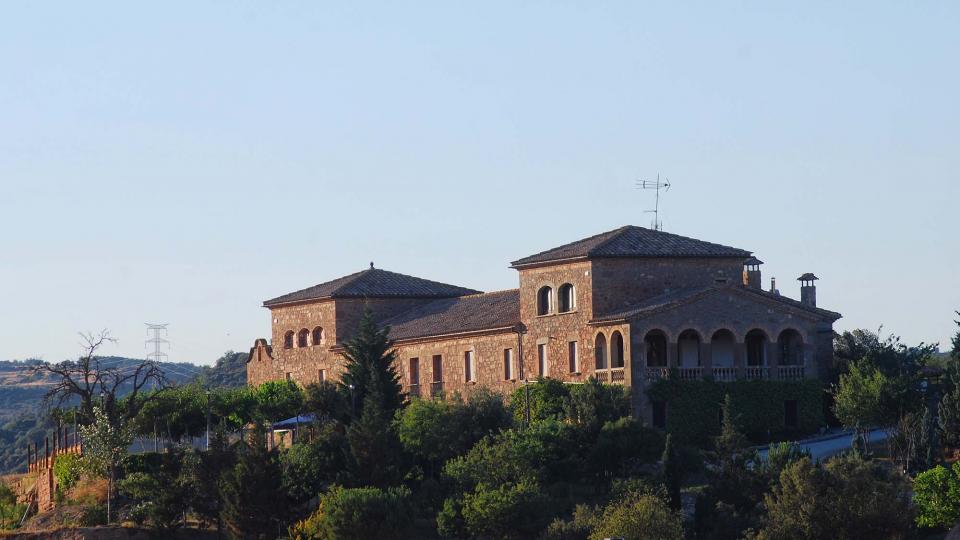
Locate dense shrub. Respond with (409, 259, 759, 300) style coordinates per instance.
(913, 462, 960, 529)
(289, 485, 413, 540)
(282, 424, 350, 502)
(53, 452, 82, 493)
(756, 454, 914, 539)
(589, 492, 683, 540)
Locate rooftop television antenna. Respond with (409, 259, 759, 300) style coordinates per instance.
(145, 323, 169, 363)
(636, 174, 671, 230)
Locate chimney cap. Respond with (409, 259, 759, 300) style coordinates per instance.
(744, 256, 764, 266)
(797, 273, 818, 282)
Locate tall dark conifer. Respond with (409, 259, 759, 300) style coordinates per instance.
(339, 307, 403, 420)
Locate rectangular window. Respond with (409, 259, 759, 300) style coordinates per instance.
(652, 400, 667, 429)
(432, 355, 443, 383)
(568, 341, 578, 373)
(537, 343, 548, 377)
(285, 372, 293, 382)
(785, 400, 799, 428)
(503, 349, 514, 380)
(409, 358, 420, 386)
(318, 369, 326, 383)
(464, 351, 475, 383)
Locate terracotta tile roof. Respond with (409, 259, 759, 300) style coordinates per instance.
(383, 289, 521, 341)
(740, 286, 841, 320)
(592, 285, 842, 323)
(263, 267, 481, 307)
(591, 286, 716, 322)
(511, 225, 752, 267)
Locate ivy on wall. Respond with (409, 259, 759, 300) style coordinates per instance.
(646, 378, 826, 446)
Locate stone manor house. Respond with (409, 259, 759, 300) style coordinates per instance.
(247, 225, 840, 426)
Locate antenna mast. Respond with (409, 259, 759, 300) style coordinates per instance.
(145, 323, 169, 364)
(635, 174, 671, 230)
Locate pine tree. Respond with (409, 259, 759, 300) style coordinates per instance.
(348, 387, 405, 488)
(220, 427, 287, 540)
(661, 434, 682, 511)
(339, 307, 403, 420)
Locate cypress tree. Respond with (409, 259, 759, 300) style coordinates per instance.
(662, 434, 682, 510)
(339, 307, 403, 421)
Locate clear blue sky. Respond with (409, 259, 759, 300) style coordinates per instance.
(1, 2, 957, 365)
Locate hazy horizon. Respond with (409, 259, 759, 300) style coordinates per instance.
(2, 2, 957, 365)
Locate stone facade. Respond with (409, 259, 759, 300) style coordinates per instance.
(247, 225, 841, 426)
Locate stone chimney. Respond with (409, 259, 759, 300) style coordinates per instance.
(769, 277, 780, 296)
(743, 257, 763, 289)
(798, 273, 818, 307)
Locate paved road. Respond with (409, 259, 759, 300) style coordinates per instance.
(757, 428, 889, 461)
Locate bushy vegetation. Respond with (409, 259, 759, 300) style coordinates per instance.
(10, 314, 960, 539)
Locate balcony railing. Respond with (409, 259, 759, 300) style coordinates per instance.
(429, 381, 444, 397)
(712, 367, 737, 382)
(644, 367, 670, 381)
(594, 368, 626, 384)
(677, 367, 702, 381)
(407, 385, 421, 398)
(778, 366, 805, 380)
(744, 366, 769, 380)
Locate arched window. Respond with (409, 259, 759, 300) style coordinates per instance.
(558, 283, 575, 313)
(611, 331, 625, 368)
(778, 329, 804, 366)
(645, 330, 668, 367)
(594, 333, 607, 369)
(283, 331, 294, 349)
(746, 329, 768, 366)
(297, 329, 309, 348)
(537, 286, 553, 316)
(312, 326, 324, 346)
(677, 329, 701, 367)
(711, 329, 735, 368)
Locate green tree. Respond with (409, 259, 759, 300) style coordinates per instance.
(589, 492, 683, 540)
(338, 308, 403, 420)
(282, 424, 350, 503)
(509, 377, 569, 425)
(303, 381, 349, 424)
(395, 390, 512, 478)
(220, 429, 288, 540)
(254, 380, 305, 422)
(79, 406, 133, 523)
(184, 427, 234, 531)
(693, 394, 766, 540)
(661, 434, 682, 511)
(756, 454, 914, 540)
(289, 485, 413, 540)
(913, 462, 960, 530)
(118, 455, 191, 530)
(347, 389, 405, 488)
(456, 479, 550, 539)
(563, 377, 631, 430)
(832, 362, 886, 451)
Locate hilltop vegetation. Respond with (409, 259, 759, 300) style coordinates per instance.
(0, 351, 247, 474)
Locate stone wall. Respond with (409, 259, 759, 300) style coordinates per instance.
(591, 257, 744, 315)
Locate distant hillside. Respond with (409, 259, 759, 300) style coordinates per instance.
(0, 351, 247, 474)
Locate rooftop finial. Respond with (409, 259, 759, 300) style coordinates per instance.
(370, 261, 374, 269)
